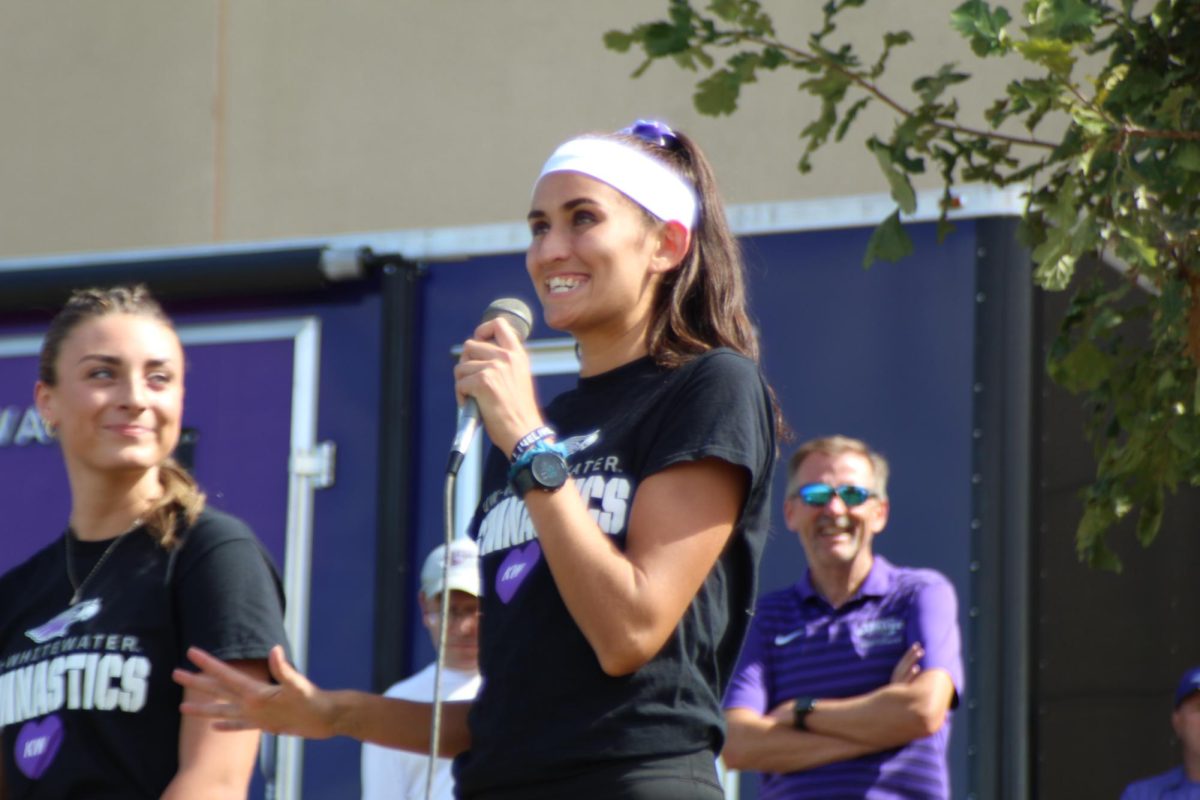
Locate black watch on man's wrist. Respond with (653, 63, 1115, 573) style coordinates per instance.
(792, 696, 817, 730)
(510, 450, 569, 499)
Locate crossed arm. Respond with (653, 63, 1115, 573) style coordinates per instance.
(723, 644, 957, 774)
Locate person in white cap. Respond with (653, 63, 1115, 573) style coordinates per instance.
(361, 539, 481, 800)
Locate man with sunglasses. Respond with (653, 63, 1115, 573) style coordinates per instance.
(723, 435, 963, 799)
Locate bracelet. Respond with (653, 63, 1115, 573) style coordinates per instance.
(510, 425, 556, 462)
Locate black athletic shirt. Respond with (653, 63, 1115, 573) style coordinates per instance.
(456, 348, 775, 796)
(0, 507, 288, 798)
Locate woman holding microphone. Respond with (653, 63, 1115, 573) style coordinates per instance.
(177, 120, 781, 799)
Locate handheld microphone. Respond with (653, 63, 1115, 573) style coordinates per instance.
(447, 297, 534, 475)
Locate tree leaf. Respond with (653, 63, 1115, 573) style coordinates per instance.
(1052, 340, 1111, 392)
(1042, 253, 1077, 291)
(643, 21, 692, 57)
(912, 63, 971, 103)
(950, 0, 1012, 56)
(694, 69, 742, 115)
(835, 97, 871, 142)
(985, 96, 1011, 127)
(1014, 38, 1076, 76)
(1173, 142, 1200, 173)
(1024, 0, 1102, 42)
(1076, 501, 1122, 571)
(709, 0, 742, 22)
(761, 46, 786, 69)
(631, 58, 655, 79)
(800, 69, 852, 100)
(870, 141, 918, 213)
(937, 218, 956, 242)
(1156, 86, 1196, 129)
(728, 51, 763, 81)
(1032, 224, 1076, 290)
(1113, 227, 1159, 269)
(863, 210, 914, 267)
(1135, 486, 1164, 546)
(1069, 106, 1110, 135)
(603, 30, 635, 53)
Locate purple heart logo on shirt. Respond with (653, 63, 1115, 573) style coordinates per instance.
(15, 715, 64, 780)
(496, 540, 541, 604)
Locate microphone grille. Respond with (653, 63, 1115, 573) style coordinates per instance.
(482, 297, 534, 342)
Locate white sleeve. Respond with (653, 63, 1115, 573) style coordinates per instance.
(361, 741, 429, 800)
(360, 667, 475, 800)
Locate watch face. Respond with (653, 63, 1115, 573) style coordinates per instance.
(530, 452, 569, 488)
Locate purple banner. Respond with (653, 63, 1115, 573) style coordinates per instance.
(0, 331, 294, 576)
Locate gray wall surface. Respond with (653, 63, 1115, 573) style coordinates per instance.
(0, 1, 1016, 257)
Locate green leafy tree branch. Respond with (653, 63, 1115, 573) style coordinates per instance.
(607, 0, 1200, 569)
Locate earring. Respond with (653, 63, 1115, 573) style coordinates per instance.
(42, 418, 57, 438)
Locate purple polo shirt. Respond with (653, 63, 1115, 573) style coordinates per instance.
(1121, 767, 1200, 800)
(724, 556, 964, 799)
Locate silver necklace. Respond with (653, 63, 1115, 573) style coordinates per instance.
(64, 519, 141, 606)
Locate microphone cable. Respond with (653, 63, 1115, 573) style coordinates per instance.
(427, 297, 532, 800)
(425, 470, 458, 800)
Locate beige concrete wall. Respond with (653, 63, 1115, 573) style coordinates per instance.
(0, 1, 1023, 258)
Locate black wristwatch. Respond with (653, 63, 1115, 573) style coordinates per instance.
(510, 447, 569, 499)
(792, 696, 817, 730)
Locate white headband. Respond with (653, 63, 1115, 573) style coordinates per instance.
(536, 137, 698, 231)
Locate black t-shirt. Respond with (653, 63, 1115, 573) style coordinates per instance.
(456, 349, 775, 796)
(0, 507, 288, 799)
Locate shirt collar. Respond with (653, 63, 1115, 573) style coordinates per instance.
(1165, 766, 1194, 788)
(797, 555, 896, 606)
(860, 555, 895, 596)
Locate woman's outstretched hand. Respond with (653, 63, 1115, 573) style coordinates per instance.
(174, 645, 337, 739)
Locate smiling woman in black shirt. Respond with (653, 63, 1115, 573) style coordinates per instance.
(0, 286, 287, 799)
(176, 121, 782, 799)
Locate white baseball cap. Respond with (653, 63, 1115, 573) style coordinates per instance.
(419, 539, 481, 598)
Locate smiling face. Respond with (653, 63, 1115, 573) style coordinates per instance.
(420, 590, 481, 673)
(784, 450, 889, 595)
(36, 313, 184, 481)
(526, 171, 681, 358)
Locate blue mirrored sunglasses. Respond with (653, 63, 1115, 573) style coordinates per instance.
(794, 482, 876, 508)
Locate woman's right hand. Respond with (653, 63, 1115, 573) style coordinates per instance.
(174, 645, 337, 739)
(454, 316, 544, 457)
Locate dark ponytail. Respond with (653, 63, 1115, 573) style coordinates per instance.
(608, 129, 789, 441)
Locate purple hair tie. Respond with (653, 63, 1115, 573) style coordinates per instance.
(621, 119, 682, 150)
